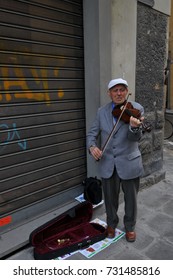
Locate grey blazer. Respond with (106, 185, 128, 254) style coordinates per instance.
(87, 101, 144, 180)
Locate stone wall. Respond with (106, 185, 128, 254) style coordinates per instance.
(136, 3, 168, 188)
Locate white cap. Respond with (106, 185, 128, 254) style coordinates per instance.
(108, 78, 128, 90)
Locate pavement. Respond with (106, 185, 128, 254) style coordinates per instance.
(5, 140, 173, 260)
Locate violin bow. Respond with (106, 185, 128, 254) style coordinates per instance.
(101, 93, 132, 156)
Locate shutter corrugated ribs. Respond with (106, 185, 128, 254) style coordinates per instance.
(0, 0, 86, 217)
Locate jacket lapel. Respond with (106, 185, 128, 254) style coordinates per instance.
(104, 103, 114, 131)
(104, 102, 124, 133)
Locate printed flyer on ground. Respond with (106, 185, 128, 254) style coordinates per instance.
(55, 218, 125, 260)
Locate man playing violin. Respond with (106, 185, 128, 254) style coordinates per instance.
(87, 78, 144, 242)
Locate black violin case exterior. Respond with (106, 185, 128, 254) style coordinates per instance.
(29, 201, 107, 260)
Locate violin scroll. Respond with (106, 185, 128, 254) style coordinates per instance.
(141, 121, 152, 133)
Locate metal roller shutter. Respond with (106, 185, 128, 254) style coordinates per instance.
(0, 0, 86, 227)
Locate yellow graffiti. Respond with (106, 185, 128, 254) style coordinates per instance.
(54, 69, 59, 77)
(0, 85, 2, 101)
(0, 66, 64, 105)
(58, 89, 64, 98)
(40, 69, 50, 103)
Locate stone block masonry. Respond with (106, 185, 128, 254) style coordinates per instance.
(136, 3, 168, 187)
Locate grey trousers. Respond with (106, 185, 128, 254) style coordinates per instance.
(102, 168, 139, 232)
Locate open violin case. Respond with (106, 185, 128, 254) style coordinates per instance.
(29, 201, 107, 260)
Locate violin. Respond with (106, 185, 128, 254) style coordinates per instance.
(112, 101, 152, 133)
(101, 93, 152, 157)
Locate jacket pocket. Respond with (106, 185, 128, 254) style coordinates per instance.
(128, 150, 141, 160)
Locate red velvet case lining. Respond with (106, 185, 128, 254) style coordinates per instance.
(30, 202, 105, 255)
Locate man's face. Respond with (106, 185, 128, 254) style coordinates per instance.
(108, 84, 128, 104)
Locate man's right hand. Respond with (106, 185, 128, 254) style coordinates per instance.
(89, 146, 102, 161)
